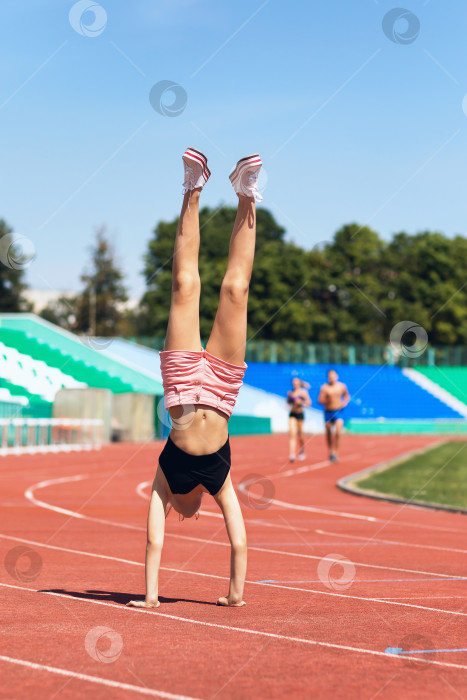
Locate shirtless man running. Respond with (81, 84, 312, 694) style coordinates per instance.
(318, 369, 350, 462)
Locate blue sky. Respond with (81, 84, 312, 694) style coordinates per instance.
(2, 0, 467, 297)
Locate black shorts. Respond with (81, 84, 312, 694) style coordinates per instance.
(289, 411, 304, 421)
(158, 436, 231, 496)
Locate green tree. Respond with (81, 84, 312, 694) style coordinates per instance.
(385, 232, 467, 345)
(306, 224, 388, 344)
(75, 226, 128, 336)
(140, 207, 467, 347)
(40, 295, 79, 331)
(141, 206, 286, 338)
(0, 219, 30, 312)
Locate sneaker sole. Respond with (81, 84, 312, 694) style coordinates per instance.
(229, 154, 261, 184)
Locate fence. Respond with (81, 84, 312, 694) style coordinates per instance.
(130, 337, 467, 366)
(0, 418, 102, 456)
(0, 400, 53, 420)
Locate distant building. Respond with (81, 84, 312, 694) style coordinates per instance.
(23, 289, 75, 313)
(23, 289, 139, 314)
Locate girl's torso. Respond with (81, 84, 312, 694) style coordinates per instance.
(168, 404, 228, 455)
(288, 389, 307, 413)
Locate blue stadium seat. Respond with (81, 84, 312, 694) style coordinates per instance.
(243, 363, 463, 420)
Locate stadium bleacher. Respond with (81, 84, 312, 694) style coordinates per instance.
(0, 340, 85, 403)
(414, 366, 467, 406)
(243, 363, 465, 420)
(0, 314, 163, 396)
(1, 314, 466, 441)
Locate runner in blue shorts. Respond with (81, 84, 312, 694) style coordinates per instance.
(318, 370, 350, 462)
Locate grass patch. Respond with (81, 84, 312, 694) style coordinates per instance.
(354, 441, 467, 509)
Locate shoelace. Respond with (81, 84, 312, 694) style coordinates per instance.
(182, 165, 196, 194)
(245, 171, 263, 202)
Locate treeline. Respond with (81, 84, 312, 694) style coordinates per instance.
(1, 209, 466, 345)
(140, 208, 467, 346)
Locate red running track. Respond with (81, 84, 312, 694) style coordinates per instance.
(1, 434, 467, 699)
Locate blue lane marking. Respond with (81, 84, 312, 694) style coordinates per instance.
(257, 577, 467, 584)
(249, 542, 393, 546)
(386, 646, 467, 656)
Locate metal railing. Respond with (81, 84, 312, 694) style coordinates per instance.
(130, 337, 467, 366)
(0, 418, 103, 456)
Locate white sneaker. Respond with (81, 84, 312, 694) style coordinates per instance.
(289, 454, 295, 463)
(182, 147, 210, 193)
(298, 450, 305, 461)
(229, 154, 263, 201)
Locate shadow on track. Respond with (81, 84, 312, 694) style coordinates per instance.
(39, 589, 218, 606)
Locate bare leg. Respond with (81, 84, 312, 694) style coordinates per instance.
(297, 422, 305, 451)
(127, 468, 170, 608)
(325, 423, 333, 454)
(214, 474, 247, 606)
(288, 417, 297, 459)
(206, 195, 256, 366)
(334, 420, 343, 457)
(164, 189, 202, 352)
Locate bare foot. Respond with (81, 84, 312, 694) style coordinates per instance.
(216, 597, 246, 607)
(126, 599, 160, 608)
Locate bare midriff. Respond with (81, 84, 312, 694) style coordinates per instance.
(168, 404, 229, 455)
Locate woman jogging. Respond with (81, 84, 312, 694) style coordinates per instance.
(287, 378, 311, 462)
(128, 147, 262, 609)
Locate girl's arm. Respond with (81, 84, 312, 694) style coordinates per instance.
(214, 475, 247, 606)
(127, 472, 168, 608)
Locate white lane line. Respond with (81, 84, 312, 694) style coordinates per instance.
(136, 480, 151, 500)
(0, 655, 201, 700)
(2, 583, 467, 672)
(261, 495, 376, 521)
(237, 473, 377, 522)
(272, 452, 363, 479)
(39, 449, 467, 536)
(2, 534, 467, 618)
(240, 450, 467, 535)
(24, 480, 462, 580)
(316, 529, 467, 555)
(251, 452, 379, 522)
(25, 476, 143, 532)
